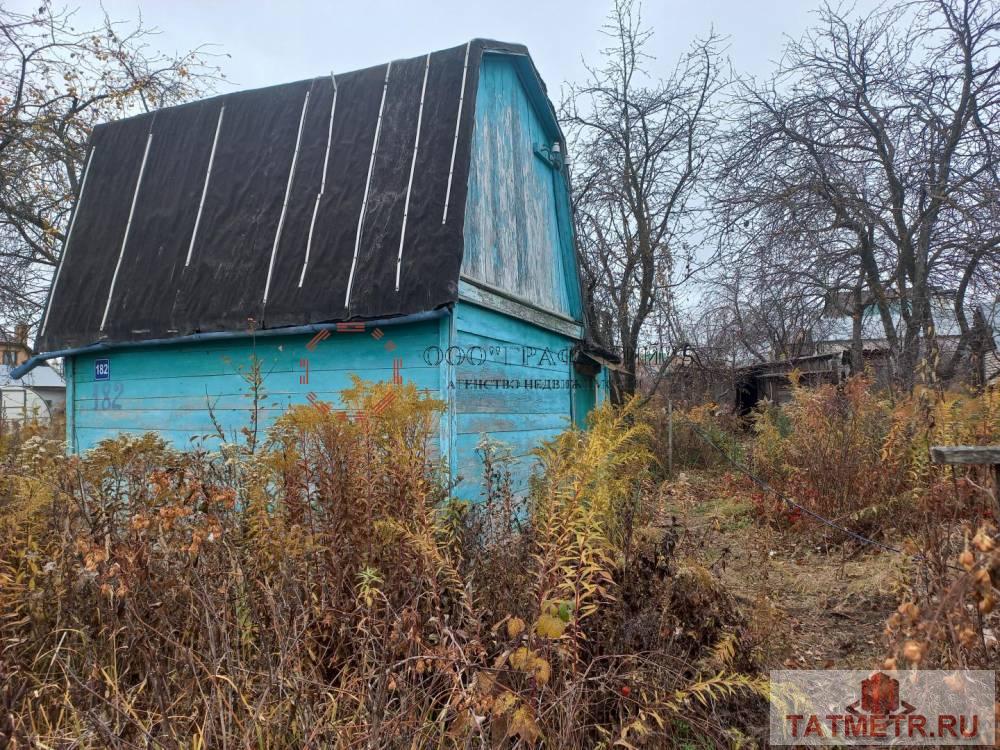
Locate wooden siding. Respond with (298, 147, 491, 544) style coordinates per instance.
(452, 301, 576, 499)
(68, 320, 440, 453)
(462, 55, 574, 317)
(572, 367, 597, 429)
(65, 309, 600, 501)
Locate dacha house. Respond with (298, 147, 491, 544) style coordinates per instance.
(16, 39, 613, 498)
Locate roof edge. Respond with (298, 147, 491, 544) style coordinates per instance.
(14, 308, 449, 380)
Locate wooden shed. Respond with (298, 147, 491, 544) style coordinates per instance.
(17, 39, 611, 499)
(734, 351, 850, 413)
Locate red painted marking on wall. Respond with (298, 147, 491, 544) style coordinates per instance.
(306, 330, 330, 350)
(372, 391, 397, 415)
(306, 391, 330, 414)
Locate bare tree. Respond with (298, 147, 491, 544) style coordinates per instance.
(710, 254, 836, 364)
(0, 2, 220, 340)
(564, 0, 725, 400)
(714, 0, 1000, 387)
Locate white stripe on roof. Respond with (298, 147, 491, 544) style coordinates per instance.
(442, 41, 471, 225)
(396, 54, 431, 292)
(185, 104, 226, 267)
(299, 74, 338, 288)
(100, 131, 153, 332)
(344, 62, 392, 309)
(41, 146, 95, 337)
(263, 88, 312, 305)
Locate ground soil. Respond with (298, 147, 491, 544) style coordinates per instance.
(659, 470, 904, 671)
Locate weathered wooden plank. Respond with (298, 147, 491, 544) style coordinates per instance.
(70, 353, 422, 387)
(75, 426, 225, 450)
(455, 429, 560, 466)
(72, 325, 435, 383)
(74, 367, 438, 408)
(452, 301, 577, 499)
(454, 428, 562, 497)
(79, 401, 445, 435)
(458, 411, 569, 435)
(458, 278, 582, 337)
(930, 446, 1000, 465)
(439, 313, 455, 483)
(453, 339, 573, 376)
(461, 55, 571, 316)
(455, 303, 576, 356)
(65, 356, 76, 451)
(453, 383, 574, 415)
(572, 366, 596, 429)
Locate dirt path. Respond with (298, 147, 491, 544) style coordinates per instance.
(660, 471, 902, 671)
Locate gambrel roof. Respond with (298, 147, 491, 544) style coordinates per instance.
(39, 39, 561, 351)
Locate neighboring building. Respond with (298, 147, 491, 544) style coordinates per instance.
(0, 363, 66, 425)
(16, 40, 611, 498)
(730, 290, 999, 411)
(816, 289, 999, 386)
(733, 351, 850, 413)
(0, 324, 66, 426)
(0, 324, 31, 368)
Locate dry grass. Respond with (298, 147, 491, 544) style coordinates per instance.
(663, 470, 903, 671)
(0, 383, 767, 749)
(661, 378, 1000, 676)
(7, 374, 993, 747)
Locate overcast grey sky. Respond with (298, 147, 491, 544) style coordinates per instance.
(14, 0, 881, 98)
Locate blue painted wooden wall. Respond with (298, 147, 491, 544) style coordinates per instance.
(68, 319, 440, 453)
(451, 302, 579, 498)
(448, 52, 599, 499)
(462, 54, 578, 319)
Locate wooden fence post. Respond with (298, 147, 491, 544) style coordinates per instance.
(930, 445, 1000, 515)
(667, 397, 673, 477)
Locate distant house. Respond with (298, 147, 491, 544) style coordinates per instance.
(731, 290, 999, 411)
(816, 289, 998, 386)
(16, 40, 611, 498)
(0, 324, 65, 425)
(0, 324, 31, 368)
(733, 350, 850, 413)
(0, 363, 66, 425)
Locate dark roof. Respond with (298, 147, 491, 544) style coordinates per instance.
(734, 350, 848, 376)
(39, 39, 550, 351)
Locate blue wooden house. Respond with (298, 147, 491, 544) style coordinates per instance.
(17, 39, 614, 498)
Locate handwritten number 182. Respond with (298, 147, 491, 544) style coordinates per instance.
(92, 383, 123, 410)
